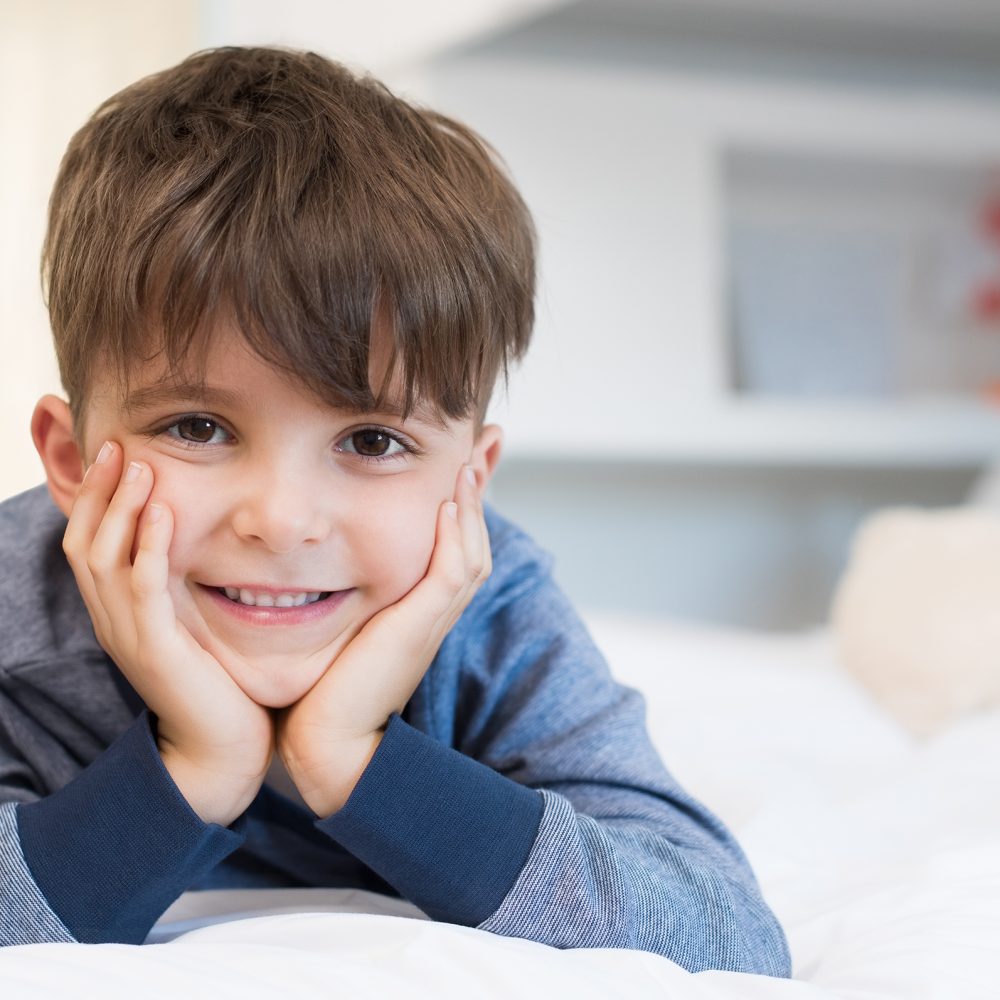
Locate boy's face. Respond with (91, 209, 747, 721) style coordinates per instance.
(64, 324, 498, 708)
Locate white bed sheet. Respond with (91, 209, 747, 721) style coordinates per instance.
(2, 613, 997, 999)
(589, 614, 1000, 1000)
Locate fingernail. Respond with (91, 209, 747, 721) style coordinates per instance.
(464, 466, 477, 487)
(446, 502, 458, 520)
(148, 503, 163, 524)
(96, 441, 113, 464)
(125, 461, 142, 483)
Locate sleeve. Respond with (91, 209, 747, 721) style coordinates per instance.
(0, 710, 246, 946)
(318, 559, 792, 977)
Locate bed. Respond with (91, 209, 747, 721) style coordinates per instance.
(1, 612, 997, 999)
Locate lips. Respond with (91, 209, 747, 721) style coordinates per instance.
(196, 583, 353, 627)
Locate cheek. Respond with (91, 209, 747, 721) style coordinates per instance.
(353, 485, 443, 603)
(130, 462, 201, 576)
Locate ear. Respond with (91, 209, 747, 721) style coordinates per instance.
(468, 423, 504, 497)
(31, 395, 86, 518)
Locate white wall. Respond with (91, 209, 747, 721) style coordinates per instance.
(199, 0, 564, 80)
(423, 58, 727, 455)
(0, 0, 199, 501)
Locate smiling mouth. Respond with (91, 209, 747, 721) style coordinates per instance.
(213, 586, 335, 608)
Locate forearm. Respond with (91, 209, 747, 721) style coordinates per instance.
(0, 802, 75, 946)
(314, 714, 789, 976)
(478, 790, 792, 976)
(316, 714, 543, 925)
(7, 711, 245, 945)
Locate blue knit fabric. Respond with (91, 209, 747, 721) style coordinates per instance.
(17, 711, 246, 943)
(0, 484, 790, 974)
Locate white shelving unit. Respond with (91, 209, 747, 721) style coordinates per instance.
(489, 398, 1000, 468)
(427, 2, 1000, 468)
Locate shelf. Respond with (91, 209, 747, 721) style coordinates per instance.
(453, 0, 1000, 100)
(433, 19, 1000, 475)
(499, 397, 1000, 468)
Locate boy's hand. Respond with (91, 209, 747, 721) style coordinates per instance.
(62, 441, 274, 826)
(276, 465, 490, 817)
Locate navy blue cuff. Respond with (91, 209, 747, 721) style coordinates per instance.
(17, 710, 246, 943)
(316, 714, 543, 925)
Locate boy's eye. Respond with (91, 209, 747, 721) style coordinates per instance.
(166, 416, 230, 445)
(338, 428, 408, 460)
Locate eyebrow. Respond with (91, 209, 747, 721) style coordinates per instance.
(123, 379, 446, 427)
(122, 382, 250, 416)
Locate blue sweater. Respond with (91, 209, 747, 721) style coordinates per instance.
(0, 484, 790, 975)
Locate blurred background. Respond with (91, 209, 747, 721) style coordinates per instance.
(4, 0, 1000, 629)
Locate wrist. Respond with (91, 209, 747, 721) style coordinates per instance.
(284, 730, 384, 817)
(159, 746, 264, 826)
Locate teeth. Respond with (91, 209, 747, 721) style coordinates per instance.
(222, 587, 323, 607)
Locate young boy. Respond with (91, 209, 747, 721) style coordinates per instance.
(0, 46, 790, 975)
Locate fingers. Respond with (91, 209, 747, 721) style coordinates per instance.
(62, 440, 160, 656)
(419, 464, 492, 624)
(457, 465, 491, 587)
(130, 500, 177, 657)
(63, 441, 126, 639)
(62, 440, 122, 573)
(90, 458, 154, 566)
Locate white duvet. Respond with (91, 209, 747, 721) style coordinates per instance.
(2, 614, 997, 999)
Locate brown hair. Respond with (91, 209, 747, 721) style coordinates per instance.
(42, 46, 536, 439)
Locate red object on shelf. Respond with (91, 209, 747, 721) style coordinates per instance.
(973, 193, 1000, 325)
(973, 284, 1000, 324)
(984, 198, 1000, 241)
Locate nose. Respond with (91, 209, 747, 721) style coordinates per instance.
(229, 468, 331, 553)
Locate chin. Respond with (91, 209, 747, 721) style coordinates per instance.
(232, 669, 319, 709)
(252, 689, 304, 710)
